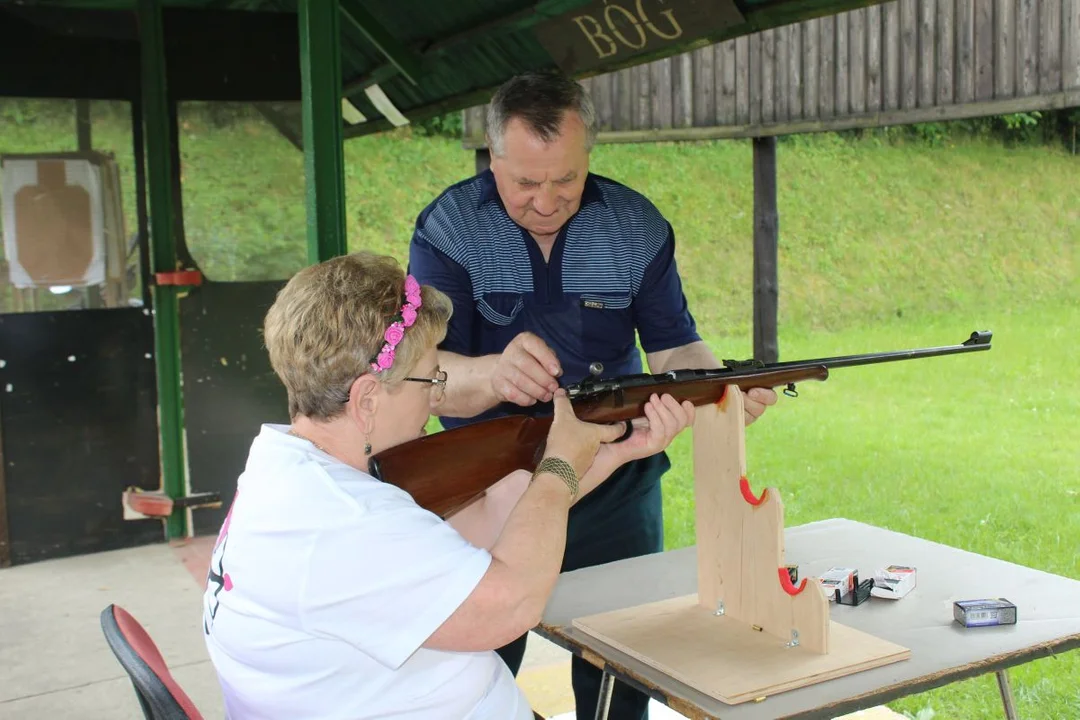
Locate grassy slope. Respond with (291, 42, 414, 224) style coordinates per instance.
(3, 101, 1078, 718)
(588, 133, 1079, 335)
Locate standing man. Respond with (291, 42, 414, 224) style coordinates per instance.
(408, 72, 777, 719)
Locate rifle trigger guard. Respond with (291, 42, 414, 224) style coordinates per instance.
(614, 419, 633, 443)
(783, 382, 798, 398)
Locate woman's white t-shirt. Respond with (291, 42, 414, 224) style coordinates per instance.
(202, 424, 532, 720)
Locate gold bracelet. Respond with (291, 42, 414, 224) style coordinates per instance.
(532, 456, 579, 500)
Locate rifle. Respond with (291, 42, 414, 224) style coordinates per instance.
(369, 330, 992, 518)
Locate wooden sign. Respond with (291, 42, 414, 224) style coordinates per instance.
(533, 0, 745, 75)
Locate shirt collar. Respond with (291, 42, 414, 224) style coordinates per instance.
(476, 169, 606, 210)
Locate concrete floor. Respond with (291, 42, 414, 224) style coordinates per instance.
(0, 542, 223, 719)
(0, 536, 579, 719)
(0, 537, 902, 719)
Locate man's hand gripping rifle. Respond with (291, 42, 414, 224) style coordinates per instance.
(369, 331, 992, 518)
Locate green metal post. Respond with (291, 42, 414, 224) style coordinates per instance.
(299, 0, 348, 263)
(138, 0, 188, 539)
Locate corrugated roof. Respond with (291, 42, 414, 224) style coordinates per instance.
(1, 0, 892, 139)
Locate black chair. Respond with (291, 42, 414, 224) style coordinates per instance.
(99, 604, 205, 720)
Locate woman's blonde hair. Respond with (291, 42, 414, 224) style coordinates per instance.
(263, 251, 452, 420)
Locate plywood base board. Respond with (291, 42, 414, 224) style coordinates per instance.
(572, 594, 910, 705)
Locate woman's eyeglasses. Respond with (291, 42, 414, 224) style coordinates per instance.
(404, 369, 447, 402)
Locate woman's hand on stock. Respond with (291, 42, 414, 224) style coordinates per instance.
(593, 393, 695, 473)
(542, 389, 626, 479)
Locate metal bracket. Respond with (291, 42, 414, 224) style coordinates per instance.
(786, 629, 800, 648)
(154, 269, 202, 287)
(122, 487, 221, 520)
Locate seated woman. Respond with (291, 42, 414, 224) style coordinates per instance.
(201, 251, 694, 719)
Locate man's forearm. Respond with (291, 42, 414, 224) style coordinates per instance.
(437, 350, 500, 418)
(649, 340, 775, 426)
(647, 340, 722, 375)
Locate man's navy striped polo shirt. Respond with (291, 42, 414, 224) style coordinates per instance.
(408, 169, 701, 430)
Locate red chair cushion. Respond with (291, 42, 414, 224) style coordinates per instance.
(104, 605, 204, 719)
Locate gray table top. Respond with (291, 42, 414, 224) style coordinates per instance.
(538, 518, 1080, 720)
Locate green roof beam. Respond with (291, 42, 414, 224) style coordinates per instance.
(343, 62, 400, 96)
(339, 0, 423, 86)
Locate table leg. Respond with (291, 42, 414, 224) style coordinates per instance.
(594, 668, 615, 720)
(996, 669, 1018, 720)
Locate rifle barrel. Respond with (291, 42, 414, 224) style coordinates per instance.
(750, 330, 992, 372)
(567, 330, 992, 397)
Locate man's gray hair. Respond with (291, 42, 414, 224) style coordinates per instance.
(485, 72, 598, 157)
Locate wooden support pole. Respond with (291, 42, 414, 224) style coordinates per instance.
(753, 136, 779, 364)
(299, 0, 348, 264)
(475, 148, 491, 175)
(0, 407, 10, 568)
(75, 100, 104, 309)
(76, 100, 92, 151)
(131, 98, 153, 309)
(138, 0, 188, 539)
(166, 100, 196, 270)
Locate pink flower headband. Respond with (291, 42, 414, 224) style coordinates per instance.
(369, 275, 423, 373)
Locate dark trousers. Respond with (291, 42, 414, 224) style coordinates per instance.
(497, 453, 668, 720)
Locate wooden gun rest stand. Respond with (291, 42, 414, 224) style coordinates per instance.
(571, 387, 911, 710)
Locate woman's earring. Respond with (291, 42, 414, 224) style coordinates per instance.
(364, 435, 372, 456)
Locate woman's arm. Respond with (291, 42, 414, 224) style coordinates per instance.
(422, 392, 621, 653)
(444, 470, 532, 550)
(422, 393, 693, 654)
(423, 471, 577, 653)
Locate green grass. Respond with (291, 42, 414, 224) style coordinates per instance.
(3, 100, 1078, 718)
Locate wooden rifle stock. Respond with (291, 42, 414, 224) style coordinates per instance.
(369, 366, 827, 518)
(368, 330, 992, 518)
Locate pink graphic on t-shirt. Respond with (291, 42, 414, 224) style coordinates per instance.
(214, 490, 237, 549)
(203, 490, 239, 634)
